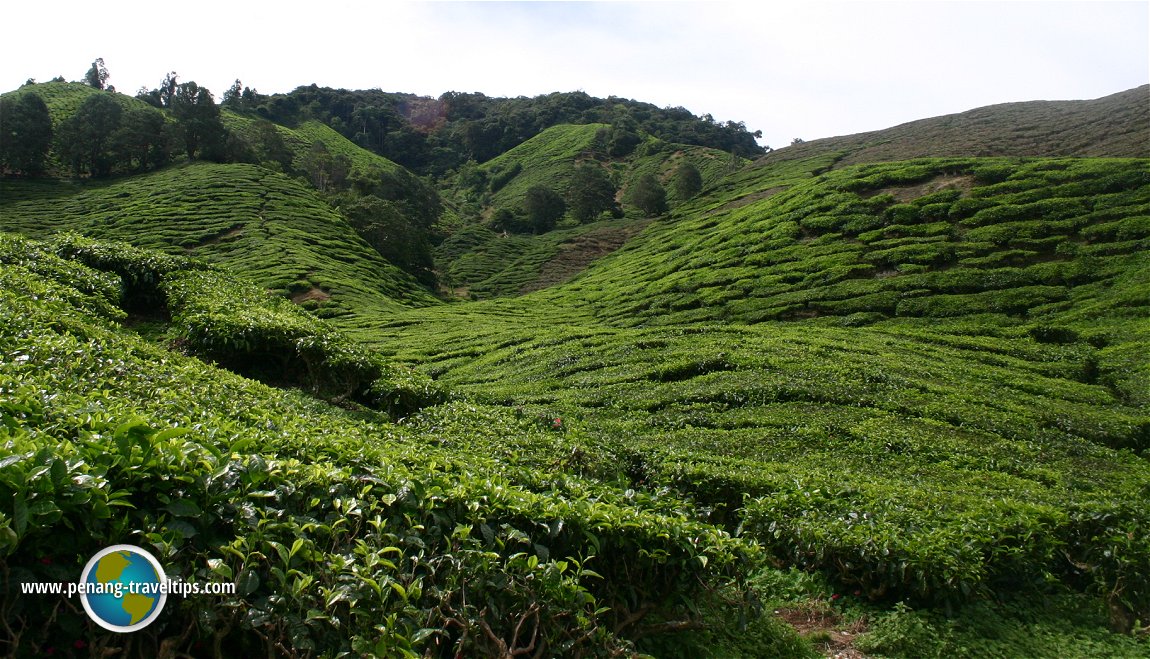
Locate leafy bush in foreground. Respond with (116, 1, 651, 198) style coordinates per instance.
(0, 236, 765, 656)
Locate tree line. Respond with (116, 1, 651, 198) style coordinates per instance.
(241, 86, 767, 176)
(0, 61, 441, 289)
(491, 160, 703, 234)
(1, 66, 236, 178)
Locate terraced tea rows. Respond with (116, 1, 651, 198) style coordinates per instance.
(0, 162, 435, 319)
(1, 234, 797, 657)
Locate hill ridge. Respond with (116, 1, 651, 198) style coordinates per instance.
(763, 85, 1150, 168)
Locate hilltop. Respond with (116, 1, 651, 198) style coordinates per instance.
(765, 85, 1150, 167)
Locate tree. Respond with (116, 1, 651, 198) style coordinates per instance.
(338, 194, 436, 287)
(253, 120, 294, 171)
(170, 82, 226, 160)
(0, 92, 53, 176)
(566, 162, 619, 223)
(523, 186, 566, 233)
(222, 79, 261, 111)
(222, 79, 244, 108)
(56, 93, 122, 177)
(606, 122, 641, 158)
(158, 72, 179, 108)
(111, 108, 170, 172)
(671, 161, 703, 201)
(84, 58, 110, 90)
(627, 173, 668, 217)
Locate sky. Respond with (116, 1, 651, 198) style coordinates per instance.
(3, 1, 1147, 147)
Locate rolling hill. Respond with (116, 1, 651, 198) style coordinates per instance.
(764, 84, 1150, 167)
(0, 162, 435, 321)
(2, 81, 1149, 657)
(435, 123, 748, 297)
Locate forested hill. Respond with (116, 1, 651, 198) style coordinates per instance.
(250, 86, 767, 174)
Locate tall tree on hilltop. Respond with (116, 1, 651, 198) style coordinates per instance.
(170, 82, 227, 160)
(159, 72, 179, 108)
(0, 92, 53, 176)
(567, 162, 620, 223)
(84, 58, 110, 90)
(222, 79, 244, 108)
(222, 79, 262, 112)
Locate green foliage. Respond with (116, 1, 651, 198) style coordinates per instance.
(3, 71, 1149, 656)
(523, 185, 567, 233)
(855, 594, 1149, 658)
(567, 162, 621, 223)
(627, 173, 669, 217)
(254, 86, 765, 176)
(534, 157, 1150, 330)
(0, 162, 437, 324)
(0, 92, 53, 176)
(337, 193, 436, 286)
(54, 92, 122, 177)
(163, 268, 443, 415)
(672, 161, 704, 201)
(83, 58, 110, 90)
(169, 81, 227, 161)
(0, 235, 765, 656)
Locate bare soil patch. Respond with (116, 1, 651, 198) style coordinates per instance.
(776, 605, 868, 658)
(523, 222, 651, 293)
(291, 287, 331, 305)
(866, 174, 975, 202)
(188, 225, 244, 250)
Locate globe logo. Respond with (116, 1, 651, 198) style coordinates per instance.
(79, 545, 168, 632)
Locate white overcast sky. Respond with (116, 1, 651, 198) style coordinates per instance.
(3, 1, 1147, 147)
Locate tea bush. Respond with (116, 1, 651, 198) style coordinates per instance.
(0, 240, 765, 656)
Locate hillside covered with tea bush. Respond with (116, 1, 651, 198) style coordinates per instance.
(2, 74, 1149, 657)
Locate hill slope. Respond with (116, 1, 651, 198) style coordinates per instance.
(0, 162, 436, 320)
(360, 153, 1150, 652)
(1, 233, 782, 657)
(766, 85, 1150, 167)
(436, 124, 749, 297)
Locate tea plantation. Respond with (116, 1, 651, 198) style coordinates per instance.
(2, 81, 1149, 657)
(352, 155, 1150, 656)
(0, 162, 436, 321)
